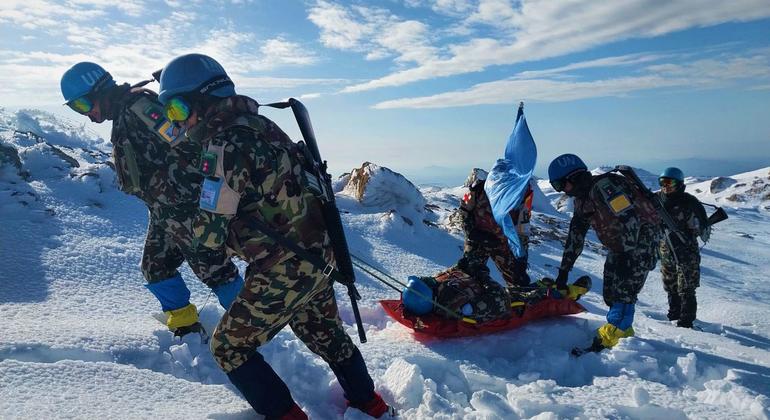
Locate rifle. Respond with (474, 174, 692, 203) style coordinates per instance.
(263, 99, 367, 343)
(613, 165, 687, 274)
(701, 202, 729, 226)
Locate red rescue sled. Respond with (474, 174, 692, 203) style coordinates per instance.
(380, 297, 585, 338)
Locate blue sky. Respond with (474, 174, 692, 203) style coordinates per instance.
(1, 0, 769, 184)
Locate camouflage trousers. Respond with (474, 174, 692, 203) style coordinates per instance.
(142, 205, 238, 287)
(432, 268, 511, 322)
(602, 225, 658, 306)
(462, 235, 529, 287)
(660, 241, 701, 293)
(660, 241, 700, 324)
(211, 255, 355, 372)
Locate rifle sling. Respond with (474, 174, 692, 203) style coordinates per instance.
(242, 215, 349, 285)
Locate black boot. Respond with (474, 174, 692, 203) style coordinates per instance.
(226, 352, 296, 419)
(666, 292, 681, 321)
(677, 290, 697, 328)
(329, 347, 376, 405)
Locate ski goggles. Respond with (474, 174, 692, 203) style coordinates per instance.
(551, 172, 579, 192)
(550, 178, 567, 192)
(659, 178, 679, 188)
(163, 96, 192, 122)
(67, 96, 94, 114)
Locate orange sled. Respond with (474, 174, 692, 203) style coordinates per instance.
(380, 297, 585, 338)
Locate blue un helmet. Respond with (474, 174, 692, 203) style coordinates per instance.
(548, 153, 587, 192)
(659, 167, 684, 182)
(402, 276, 434, 315)
(60, 62, 116, 103)
(158, 53, 235, 105)
(659, 167, 685, 193)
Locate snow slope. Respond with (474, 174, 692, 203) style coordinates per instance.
(1, 109, 769, 419)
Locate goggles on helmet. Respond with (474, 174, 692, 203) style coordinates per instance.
(659, 178, 678, 188)
(67, 96, 94, 114)
(164, 96, 192, 122)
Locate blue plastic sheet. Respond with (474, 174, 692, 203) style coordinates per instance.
(483, 114, 537, 258)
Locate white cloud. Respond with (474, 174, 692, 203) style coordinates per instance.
(372, 50, 770, 109)
(0, 1, 105, 30)
(66, 0, 147, 17)
(339, 0, 770, 92)
(298, 92, 322, 100)
(308, 0, 374, 50)
(308, 1, 439, 65)
(515, 52, 670, 79)
(0, 4, 328, 107)
(404, 0, 474, 15)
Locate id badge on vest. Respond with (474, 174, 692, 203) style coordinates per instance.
(200, 177, 223, 212)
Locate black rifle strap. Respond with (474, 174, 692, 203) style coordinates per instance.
(242, 215, 349, 285)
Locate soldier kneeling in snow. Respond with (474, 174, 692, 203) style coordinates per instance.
(456, 170, 533, 288)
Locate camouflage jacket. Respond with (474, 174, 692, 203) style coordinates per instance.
(189, 95, 332, 270)
(109, 85, 203, 209)
(560, 173, 661, 271)
(461, 180, 532, 244)
(658, 190, 707, 249)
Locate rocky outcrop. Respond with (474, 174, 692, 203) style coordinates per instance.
(340, 162, 428, 226)
(463, 168, 488, 187)
(710, 177, 736, 194)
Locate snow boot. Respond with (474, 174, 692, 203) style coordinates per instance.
(566, 275, 592, 301)
(571, 336, 606, 356)
(348, 392, 395, 418)
(666, 292, 681, 321)
(226, 352, 296, 419)
(173, 321, 209, 343)
(330, 348, 393, 417)
(278, 403, 308, 420)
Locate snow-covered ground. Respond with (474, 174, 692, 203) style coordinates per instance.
(1, 108, 768, 419)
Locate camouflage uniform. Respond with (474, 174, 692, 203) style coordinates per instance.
(187, 95, 357, 373)
(560, 173, 660, 305)
(458, 179, 532, 287)
(560, 173, 661, 348)
(430, 266, 511, 322)
(108, 84, 238, 288)
(658, 190, 707, 326)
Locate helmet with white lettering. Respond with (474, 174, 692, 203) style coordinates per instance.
(60, 62, 116, 103)
(158, 53, 235, 105)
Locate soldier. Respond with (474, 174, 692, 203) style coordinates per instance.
(548, 154, 660, 351)
(60, 62, 242, 337)
(657, 167, 708, 328)
(456, 170, 533, 287)
(403, 263, 512, 323)
(156, 53, 390, 419)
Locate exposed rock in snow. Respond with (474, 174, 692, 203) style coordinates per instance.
(0, 108, 114, 210)
(463, 167, 488, 187)
(340, 162, 427, 225)
(689, 167, 770, 210)
(710, 177, 737, 194)
(332, 172, 351, 193)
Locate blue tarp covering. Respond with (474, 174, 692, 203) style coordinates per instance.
(483, 111, 537, 259)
